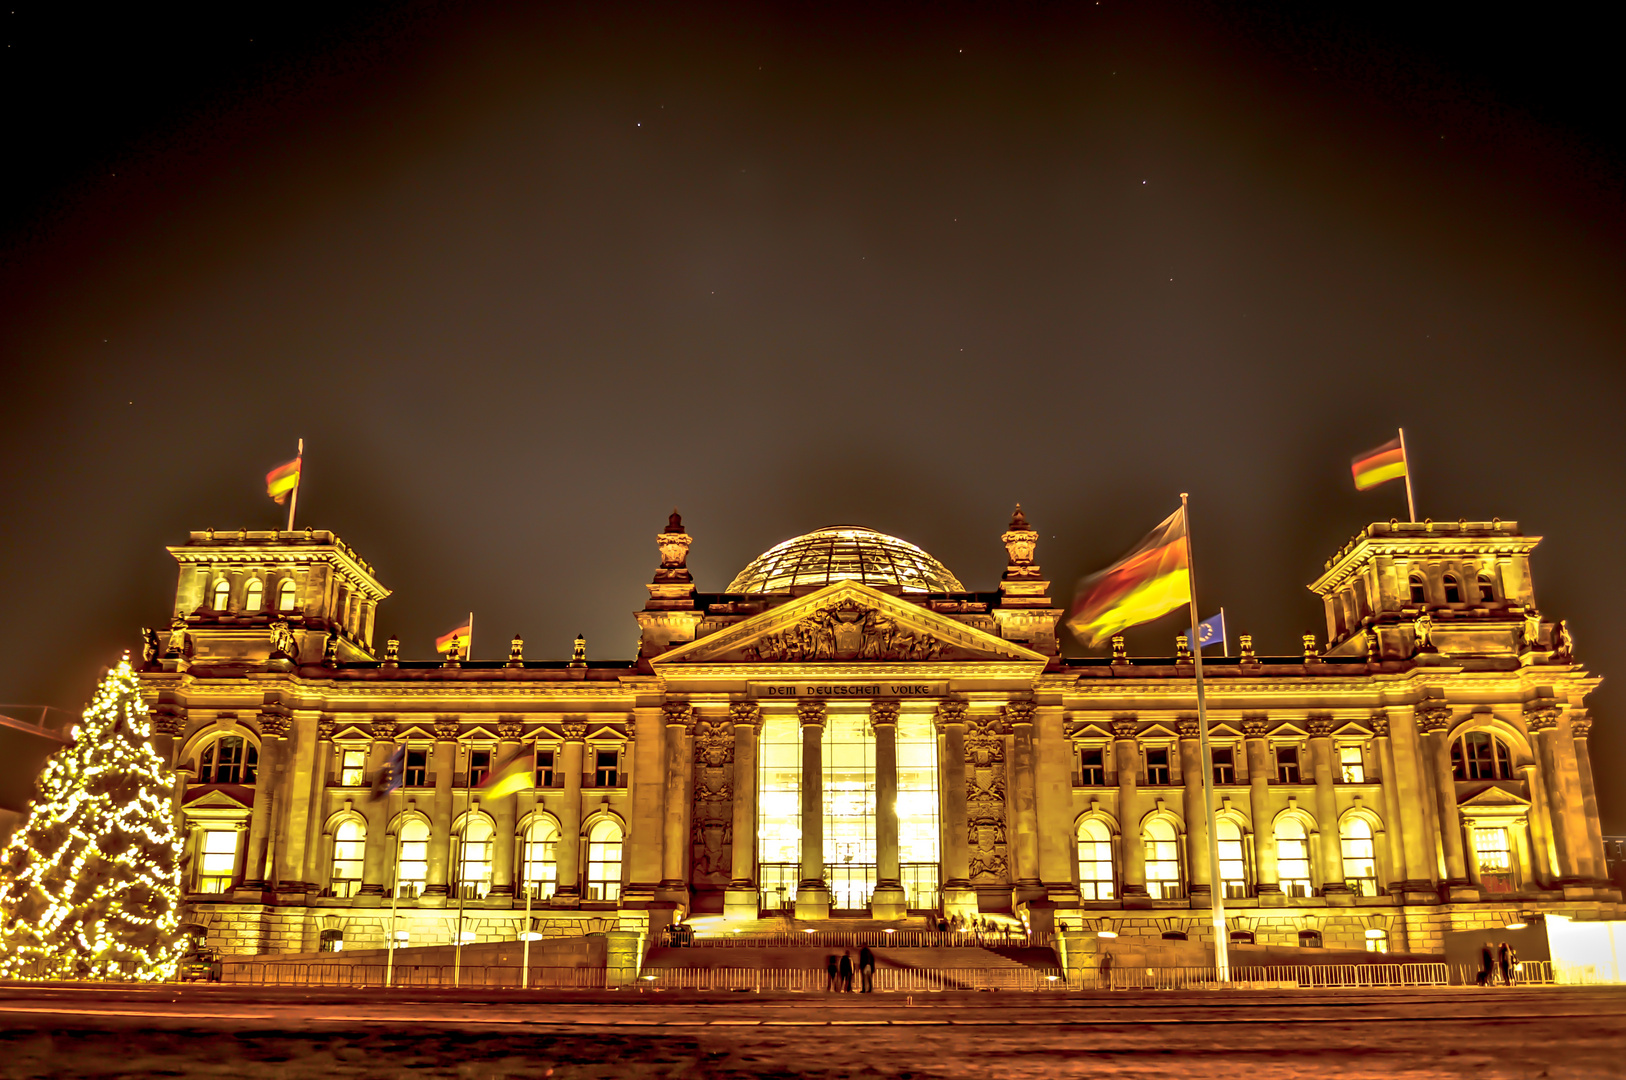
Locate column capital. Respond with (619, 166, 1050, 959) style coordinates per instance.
(317, 716, 337, 741)
(1306, 715, 1336, 738)
(663, 701, 695, 729)
(560, 721, 588, 742)
(1241, 716, 1269, 738)
(1176, 717, 1201, 739)
(796, 700, 827, 728)
(868, 701, 900, 727)
(369, 719, 399, 743)
(1415, 703, 1452, 733)
(1369, 713, 1390, 738)
(1524, 702, 1562, 732)
(150, 705, 187, 737)
(1570, 715, 1593, 739)
(495, 718, 525, 741)
(729, 701, 762, 729)
(1004, 700, 1036, 726)
(1110, 718, 1139, 741)
(258, 710, 291, 739)
(933, 699, 968, 728)
(433, 718, 460, 742)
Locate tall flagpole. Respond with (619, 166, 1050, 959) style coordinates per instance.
(286, 437, 303, 533)
(466, 611, 474, 663)
(386, 826, 400, 989)
(1397, 428, 1416, 523)
(1220, 607, 1228, 658)
(1180, 493, 1228, 981)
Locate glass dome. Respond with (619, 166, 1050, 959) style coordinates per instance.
(726, 526, 965, 594)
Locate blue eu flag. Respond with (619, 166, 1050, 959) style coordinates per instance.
(1189, 611, 1226, 652)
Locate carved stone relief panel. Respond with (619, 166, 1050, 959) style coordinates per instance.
(690, 718, 735, 886)
(966, 714, 1009, 884)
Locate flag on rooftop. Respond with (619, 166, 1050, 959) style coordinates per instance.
(1066, 508, 1191, 649)
(480, 746, 534, 799)
(1351, 435, 1407, 491)
(1189, 611, 1226, 652)
(265, 456, 301, 505)
(435, 618, 472, 655)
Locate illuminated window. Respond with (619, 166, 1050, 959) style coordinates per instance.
(1365, 928, 1389, 953)
(197, 736, 258, 784)
(1298, 929, 1323, 948)
(396, 819, 429, 898)
(824, 711, 875, 911)
(594, 749, 620, 788)
(1276, 817, 1312, 896)
(1216, 818, 1247, 898)
(1143, 818, 1182, 900)
(468, 749, 491, 787)
(1476, 826, 1515, 893)
(1275, 746, 1301, 784)
(455, 818, 494, 900)
(243, 579, 263, 611)
(1078, 746, 1105, 786)
(1212, 745, 1236, 785)
(196, 828, 238, 894)
(1341, 817, 1378, 896)
(1077, 819, 1115, 900)
(330, 819, 364, 898)
(1477, 575, 1497, 603)
(535, 749, 556, 788)
(339, 748, 365, 786)
(1452, 732, 1513, 780)
(211, 578, 231, 611)
(758, 711, 801, 910)
(896, 711, 940, 911)
(1145, 746, 1171, 785)
(1409, 575, 1427, 604)
(404, 748, 428, 787)
(523, 818, 559, 900)
(276, 578, 298, 612)
(1443, 575, 1462, 604)
(586, 818, 623, 901)
(1339, 745, 1365, 783)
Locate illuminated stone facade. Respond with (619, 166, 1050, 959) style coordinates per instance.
(136, 511, 1620, 957)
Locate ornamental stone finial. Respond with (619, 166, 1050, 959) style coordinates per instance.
(797, 700, 828, 728)
(1239, 634, 1257, 663)
(1302, 634, 1321, 662)
(508, 634, 525, 667)
(1110, 635, 1128, 663)
(1176, 634, 1191, 663)
(657, 511, 693, 570)
(569, 633, 587, 668)
(383, 635, 400, 667)
(1001, 504, 1038, 567)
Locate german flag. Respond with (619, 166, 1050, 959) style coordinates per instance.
(1066, 509, 1191, 649)
(265, 456, 301, 505)
(1351, 435, 1407, 491)
(435, 619, 471, 655)
(480, 745, 534, 798)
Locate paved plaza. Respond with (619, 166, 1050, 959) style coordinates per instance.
(1, 984, 1623, 1078)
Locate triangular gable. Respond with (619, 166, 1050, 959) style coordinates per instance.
(1459, 784, 1532, 809)
(652, 580, 1046, 666)
(588, 725, 629, 742)
(395, 724, 436, 742)
(1069, 723, 1116, 739)
(333, 724, 373, 742)
(1140, 723, 1180, 740)
(1332, 721, 1373, 738)
(1271, 722, 1311, 738)
(1209, 722, 1246, 739)
(181, 786, 254, 811)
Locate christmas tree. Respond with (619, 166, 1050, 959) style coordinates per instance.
(0, 657, 183, 980)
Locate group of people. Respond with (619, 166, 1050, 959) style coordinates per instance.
(933, 913, 1023, 942)
(1477, 940, 1520, 986)
(826, 947, 877, 993)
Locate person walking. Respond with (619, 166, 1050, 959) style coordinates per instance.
(838, 950, 855, 993)
(1498, 941, 1515, 986)
(1099, 949, 1114, 990)
(858, 945, 876, 993)
(825, 953, 840, 992)
(1477, 941, 1496, 987)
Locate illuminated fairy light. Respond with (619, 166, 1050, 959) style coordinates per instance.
(0, 658, 183, 981)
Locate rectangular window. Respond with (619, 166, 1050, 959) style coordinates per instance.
(1276, 746, 1301, 784)
(1476, 826, 1515, 893)
(404, 749, 428, 787)
(196, 829, 238, 894)
(535, 749, 556, 788)
(758, 711, 802, 911)
(397, 831, 428, 898)
(896, 712, 940, 910)
(594, 749, 620, 788)
(1217, 833, 1247, 898)
(1077, 832, 1115, 900)
(339, 749, 366, 787)
(523, 832, 558, 900)
(1078, 746, 1105, 786)
(1278, 837, 1312, 896)
(587, 833, 622, 901)
(1212, 746, 1236, 785)
(1145, 746, 1171, 786)
(468, 749, 491, 787)
(1339, 745, 1365, 783)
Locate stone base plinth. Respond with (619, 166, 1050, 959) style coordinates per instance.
(724, 886, 762, 920)
(869, 884, 908, 921)
(941, 884, 978, 921)
(794, 883, 832, 920)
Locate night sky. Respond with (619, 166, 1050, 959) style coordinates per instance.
(2, 4, 1622, 826)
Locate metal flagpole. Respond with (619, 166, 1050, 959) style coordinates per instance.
(385, 828, 400, 989)
(1220, 607, 1228, 658)
(522, 883, 533, 989)
(286, 437, 303, 533)
(455, 875, 466, 988)
(1179, 493, 1229, 981)
(1397, 427, 1417, 523)
(466, 611, 474, 662)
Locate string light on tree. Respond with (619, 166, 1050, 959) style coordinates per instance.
(0, 657, 183, 980)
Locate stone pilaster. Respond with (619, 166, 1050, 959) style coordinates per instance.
(1177, 719, 1212, 906)
(624, 706, 666, 903)
(1243, 719, 1282, 904)
(487, 718, 525, 901)
(1034, 704, 1078, 906)
(240, 708, 290, 894)
(1113, 719, 1149, 907)
(724, 703, 762, 918)
(659, 703, 694, 904)
(300, 717, 336, 893)
(935, 700, 975, 918)
(1370, 714, 1410, 895)
(1308, 717, 1352, 902)
(796, 701, 831, 917)
(869, 701, 906, 919)
(422, 719, 458, 904)
(1007, 701, 1043, 906)
(1528, 703, 1587, 887)
(1382, 704, 1441, 899)
(1569, 716, 1609, 885)
(356, 719, 397, 905)
(554, 722, 587, 906)
(1417, 704, 1474, 900)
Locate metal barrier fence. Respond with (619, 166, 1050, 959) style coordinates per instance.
(685, 930, 1051, 949)
(645, 967, 1060, 991)
(218, 963, 607, 989)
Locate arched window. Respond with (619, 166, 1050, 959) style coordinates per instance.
(1275, 817, 1312, 897)
(586, 818, 623, 901)
(1341, 817, 1379, 896)
(1451, 731, 1513, 780)
(1298, 929, 1324, 948)
(243, 579, 264, 612)
(523, 818, 560, 900)
(455, 818, 494, 900)
(211, 578, 231, 611)
(1477, 575, 1496, 603)
(197, 735, 259, 784)
(1443, 575, 1462, 604)
(1216, 818, 1247, 898)
(1076, 819, 1116, 900)
(330, 819, 364, 898)
(1408, 575, 1427, 604)
(396, 819, 430, 898)
(276, 578, 298, 612)
(1143, 818, 1182, 900)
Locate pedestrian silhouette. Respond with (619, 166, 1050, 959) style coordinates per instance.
(858, 945, 876, 993)
(1498, 941, 1515, 985)
(825, 953, 840, 992)
(839, 950, 855, 992)
(1477, 941, 1495, 986)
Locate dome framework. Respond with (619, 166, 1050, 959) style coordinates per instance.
(726, 526, 965, 595)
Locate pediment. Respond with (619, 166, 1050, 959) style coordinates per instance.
(652, 581, 1046, 666)
(181, 785, 254, 811)
(1459, 784, 1531, 809)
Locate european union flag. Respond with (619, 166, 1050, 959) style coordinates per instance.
(368, 745, 406, 802)
(1189, 611, 1226, 652)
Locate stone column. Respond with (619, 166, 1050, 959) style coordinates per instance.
(796, 701, 832, 917)
(241, 710, 289, 892)
(1417, 704, 1472, 896)
(1243, 720, 1281, 903)
(1384, 704, 1440, 897)
(554, 722, 587, 906)
(298, 718, 336, 893)
(423, 719, 458, 904)
(357, 720, 397, 903)
(1308, 718, 1351, 901)
(1527, 703, 1586, 885)
(1008, 703, 1042, 905)
(1521, 760, 1558, 886)
(1371, 715, 1410, 894)
(625, 706, 666, 903)
(148, 704, 189, 839)
(1035, 705, 1078, 905)
(936, 700, 975, 918)
(276, 715, 318, 892)
(725, 703, 762, 918)
(660, 703, 694, 901)
(1569, 716, 1608, 883)
(487, 719, 524, 900)
(1177, 720, 1211, 905)
(869, 702, 907, 919)
(1113, 719, 1148, 905)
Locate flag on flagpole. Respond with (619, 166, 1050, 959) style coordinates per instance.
(1351, 435, 1407, 491)
(265, 456, 302, 505)
(435, 619, 472, 655)
(1189, 611, 1226, 652)
(368, 745, 405, 802)
(480, 745, 535, 799)
(1066, 508, 1191, 648)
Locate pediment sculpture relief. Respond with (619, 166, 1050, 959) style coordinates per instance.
(741, 600, 945, 662)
